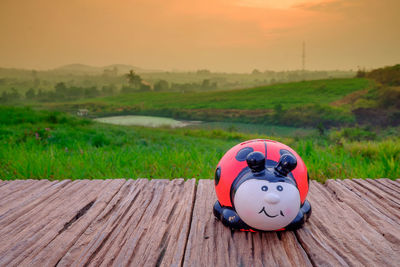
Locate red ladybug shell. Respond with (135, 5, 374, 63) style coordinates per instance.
(215, 139, 309, 207)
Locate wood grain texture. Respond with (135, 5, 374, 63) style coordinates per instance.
(58, 178, 196, 267)
(0, 179, 121, 266)
(0, 180, 39, 200)
(296, 180, 400, 267)
(0, 179, 60, 215)
(0, 178, 399, 267)
(183, 179, 312, 267)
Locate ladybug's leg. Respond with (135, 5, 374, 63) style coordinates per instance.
(301, 200, 312, 221)
(214, 201, 250, 230)
(213, 201, 223, 219)
(221, 208, 250, 230)
(286, 201, 312, 230)
(285, 210, 305, 230)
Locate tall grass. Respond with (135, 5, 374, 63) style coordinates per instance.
(0, 106, 398, 181)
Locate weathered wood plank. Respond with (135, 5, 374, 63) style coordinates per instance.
(339, 179, 400, 222)
(183, 179, 312, 267)
(57, 178, 196, 267)
(0, 180, 118, 266)
(0, 180, 38, 200)
(296, 180, 400, 267)
(0, 178, 399, 267)
(374, 178, 400, 195)
(380, 178, 400, 188)
(0, 180, 9, 188)
(0, 180, 59, 215)
(26, 179, 126, 266)
(329, 180, 400, 247)
(0, 180, 71, 225)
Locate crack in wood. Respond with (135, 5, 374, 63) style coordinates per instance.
(53, 180, 127, 267)
(59, 200, 95, 234)
(85, 182, 145, 266)
(293, 230, 316, 267)
(155, 246, 167, 267)
(180, 181, 197, 267)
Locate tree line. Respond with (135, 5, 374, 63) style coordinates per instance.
(0, 70, 218, 103)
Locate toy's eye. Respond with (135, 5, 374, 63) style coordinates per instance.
(277, 185, 283, 191)
(261, 186, 268, 191)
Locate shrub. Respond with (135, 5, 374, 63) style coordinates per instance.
(278, 104, 354, 128)
(329, 127, 377, 142)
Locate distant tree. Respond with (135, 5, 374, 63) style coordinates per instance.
(54, 82, 67, 100)
(32, 70, 40, 87)
(126, 70, 142, 88)
(103, 67, 118, 77)
(140, 83, 151, 91)
(252, 69, 261, 75)
(66, 86, 83, 99)
(0, 91, 8, 102)
(33, 78, 40, 87)
(37, 89, 44, 98)
(84, 86, 100, 98)
(201, 79, 210, 89)
(356, 69, 366, 78)
(112, 66, 118, 76)
(0, 89, 21, 102)
(55, 82, 67, 94)
(196, 69, 211, 75)
(10, 88, 21, 100)
(102, 85, 116, 95)
(154, 80, 169, 91)
(25, 88, 36, 99)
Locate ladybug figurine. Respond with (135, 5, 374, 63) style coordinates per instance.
(213, 139, 311, 231)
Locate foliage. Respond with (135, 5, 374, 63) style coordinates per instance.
(277, 104, 354, 127)
(154, 80, 169, 91)
(366, 64, 400, 86)
(126, 70, 142, 88)
(0, 88, 21, 102)
(329, 127, 377, 142)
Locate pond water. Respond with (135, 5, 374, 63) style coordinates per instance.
(94, 115, 201, 128)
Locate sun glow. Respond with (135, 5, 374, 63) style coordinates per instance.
(235, 0, 325, 9)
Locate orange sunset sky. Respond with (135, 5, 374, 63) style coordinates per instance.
(0, 0, 399, 72)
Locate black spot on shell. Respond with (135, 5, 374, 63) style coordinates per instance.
(235, 147, 254, 162)
(215, 167, 221, 186)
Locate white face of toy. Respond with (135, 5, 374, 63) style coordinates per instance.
(233, 179, 300, 231)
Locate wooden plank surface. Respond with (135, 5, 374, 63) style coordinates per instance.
(0, 178, 399, 267)
(57, 178, 196, 267)
(295, 179, 400, 266)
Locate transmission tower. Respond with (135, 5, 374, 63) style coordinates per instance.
(302, 41, 306, 80)
(302, 41, 306, 72)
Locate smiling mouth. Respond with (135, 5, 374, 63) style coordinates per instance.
(259, 207, 284, 218)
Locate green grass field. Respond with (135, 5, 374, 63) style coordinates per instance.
(72, 78, 369, 110)
(1, 106, 398, 182)
(44, 78, 371, 128)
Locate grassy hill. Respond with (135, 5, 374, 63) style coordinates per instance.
(53, 78, 370, 127)
(77, 78, 369, 110)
